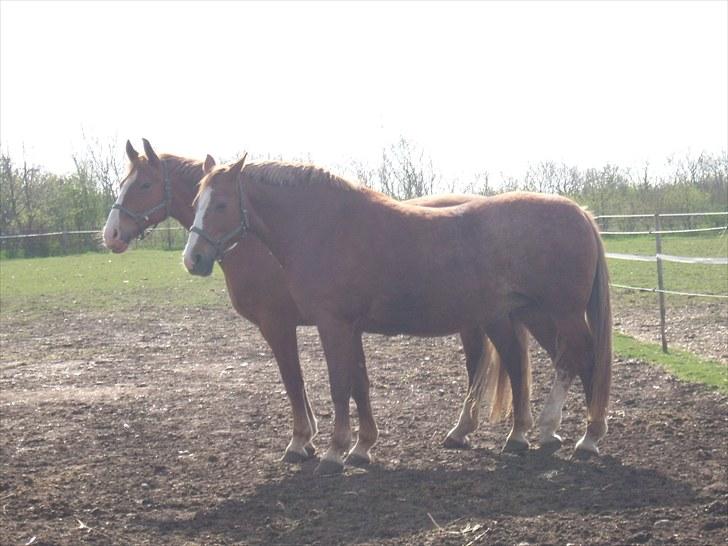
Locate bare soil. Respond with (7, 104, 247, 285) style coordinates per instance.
(1, 300, 726, 546)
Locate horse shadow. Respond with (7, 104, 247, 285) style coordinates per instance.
(141, 450, 698, 545)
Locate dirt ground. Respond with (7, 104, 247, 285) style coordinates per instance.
(611, 293, 728, 364)
(1, 299, 726, 546)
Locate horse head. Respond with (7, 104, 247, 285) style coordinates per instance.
(183, 154, 248, 275)
(102, 139, 171, 252)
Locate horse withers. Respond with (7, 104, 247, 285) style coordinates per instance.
(184, 155, 612, 475)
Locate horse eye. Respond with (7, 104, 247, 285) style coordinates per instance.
(215, 202, 227, 212)
(139, 181, 152, 190)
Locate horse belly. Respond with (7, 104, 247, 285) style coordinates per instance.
(362, 290, 468, 337)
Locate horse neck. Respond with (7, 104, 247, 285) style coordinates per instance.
(164, 156, 204, 229)
(244, 178, 355, 268)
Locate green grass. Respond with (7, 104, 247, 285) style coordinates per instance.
(0, 249, 228, 317)
(604, 232, 727, 297)
(614, 332, 727, 393)
(1, 243, 726, 393)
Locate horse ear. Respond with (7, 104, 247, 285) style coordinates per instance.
(203, 154, 216, 174)
(229, 152, 248, 178)
(126, 140, 139, 163)
(142, 138, 160, 165)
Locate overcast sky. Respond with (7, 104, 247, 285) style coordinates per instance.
(1, 0, 726, 183)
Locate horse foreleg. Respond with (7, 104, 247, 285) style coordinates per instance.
(259, 320, 317, 463)
(314, 318, 358, 475)
(445, 327, 487, 449)
(345, 345, 378, 466)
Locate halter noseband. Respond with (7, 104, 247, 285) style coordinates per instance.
(111, 161, 172, 240)
(189, 174, 250, 264)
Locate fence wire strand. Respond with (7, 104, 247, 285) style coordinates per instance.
(610, 283, 728, 300)
(1, 216, 726, 303)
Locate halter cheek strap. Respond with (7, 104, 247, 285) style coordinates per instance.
(189, 175, 250, 264)
(111, 161, 172, 240)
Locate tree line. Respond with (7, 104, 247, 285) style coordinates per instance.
(355, 138, 727, 230)
(1, 138, 726, 257)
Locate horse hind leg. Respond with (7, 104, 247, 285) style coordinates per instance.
(574, 355, 609, 458)
(487, 320, 533, 454)
(549, 314, 607, 458)
(537, 367, 575, 453)
(444, 327, 491, 449)
(517, 310, 574, 453)
(518, 310, 569, 453)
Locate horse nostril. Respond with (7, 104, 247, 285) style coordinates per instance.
(194, 254, 202, 266)
(112, 228, 119, 240)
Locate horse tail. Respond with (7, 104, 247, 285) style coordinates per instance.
(465, 322, 532, 425)
(459, 335, 497, 425)
(585, 213, 613, 427)
(481, 336, 511, 423)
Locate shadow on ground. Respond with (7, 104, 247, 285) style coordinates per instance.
(143, 451, 696, 545)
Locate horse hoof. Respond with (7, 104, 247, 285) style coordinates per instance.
(501, 438, 530, 454)
(573, 445, 599, 460)
(314, 459, 344, 476)
(304, 444, 316, 457)
(574, 436, 600, 459)
(345, 453, 371, 467)
(572, 449, 597, 461)
(281, 449, 313, 464)
(538, 436, 563, 455)
(443, 435, 471, 450)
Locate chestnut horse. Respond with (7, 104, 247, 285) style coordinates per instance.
(184, 156, 612, 475)
(103, 140, 517, 464)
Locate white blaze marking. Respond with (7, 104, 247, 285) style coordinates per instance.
(103, 170, 137, 245)
(183, 186, 213, 267)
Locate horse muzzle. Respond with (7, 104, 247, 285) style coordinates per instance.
(185, 251, 215, 277)
(103, 225, 130, 253)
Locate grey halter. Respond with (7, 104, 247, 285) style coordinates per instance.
(111, 161, 172, 240)
(188, 173, 250, 263)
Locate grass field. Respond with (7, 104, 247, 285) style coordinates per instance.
(2, 233, 725, 312)
(604, 231, 727, 297)
(1, 233, 725, 391)
(0, 249, 228, 316)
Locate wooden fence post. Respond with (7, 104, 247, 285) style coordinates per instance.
(166, 221, 173, 250)
(654, 213, 668, 353)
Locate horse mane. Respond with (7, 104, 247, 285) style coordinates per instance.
(197, 160, 358, 196)
(158, 154, 204, 183)
(246, 161, 356, 190)
(126, 153, 203, 183)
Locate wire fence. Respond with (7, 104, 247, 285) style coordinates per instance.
(0, 221, 189, 258)
(594, 212, 727, 299)
(595, 211, 727, 352)
(1, 210, 726, 352)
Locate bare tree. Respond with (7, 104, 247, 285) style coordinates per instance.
(460, 170, 495, 196)
(372, 137, 441, 200)
(74, 131, 125, 203)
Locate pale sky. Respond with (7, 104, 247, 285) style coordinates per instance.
(1, 0, 726, 183)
